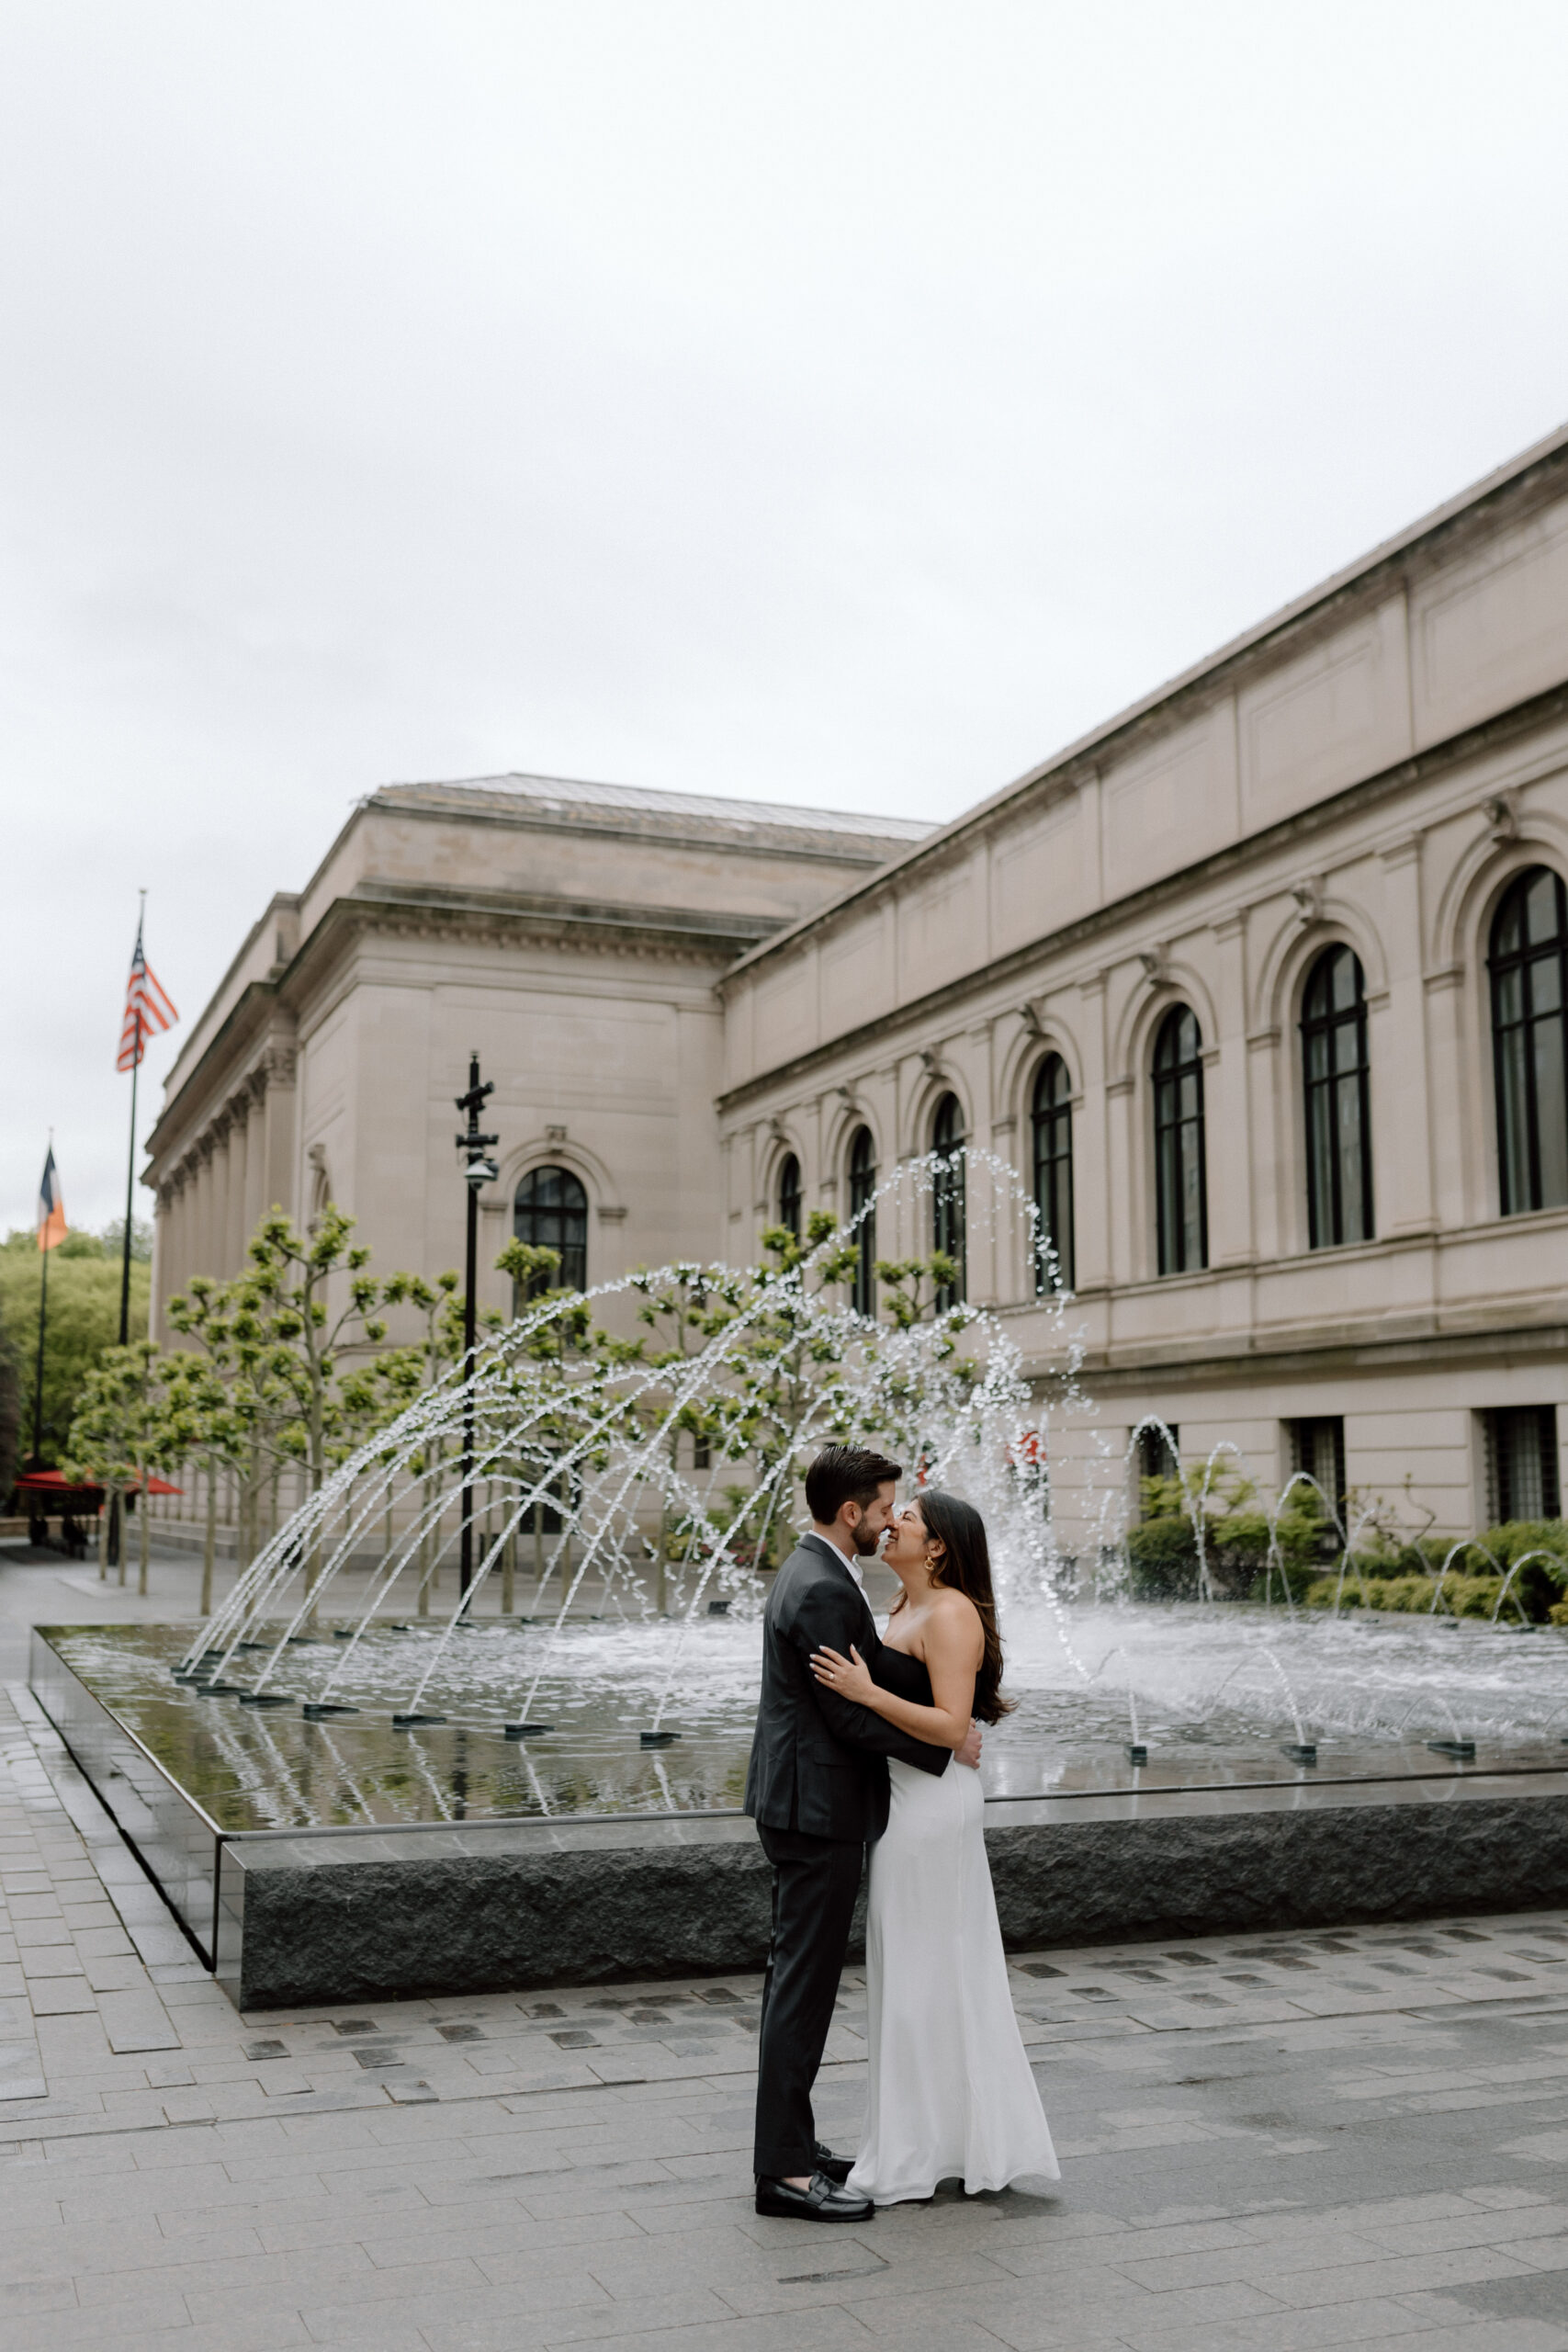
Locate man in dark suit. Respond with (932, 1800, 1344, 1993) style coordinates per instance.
(745, 1443, 982, 2222)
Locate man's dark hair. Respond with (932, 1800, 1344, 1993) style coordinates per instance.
(805, 1444, 903, 1525)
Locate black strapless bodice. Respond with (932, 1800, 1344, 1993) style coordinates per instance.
(873, 1643, 932, 1706)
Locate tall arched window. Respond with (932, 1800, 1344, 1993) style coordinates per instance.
(931, 1092, 966, 1307)
(1030, 1055, 1074, 1293)
(1302, 944, 1374, 1248)
(848, 1126, 877, 1317)
(513, 1165, 588, 1295)
(1153, 1007, 1207, 1275)
(1490, 865, 1568, 1215)
(777, 1152, 802, 1239)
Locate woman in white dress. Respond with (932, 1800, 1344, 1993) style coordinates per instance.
(810, 1489, 1060, 2206)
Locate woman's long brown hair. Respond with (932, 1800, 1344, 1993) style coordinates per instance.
(910, 1488, 1015, 1724)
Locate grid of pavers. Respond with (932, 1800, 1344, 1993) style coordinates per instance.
(6, 1679, 1568, 2348)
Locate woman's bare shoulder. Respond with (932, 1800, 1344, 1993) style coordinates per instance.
(929, 1588, 984, 1645)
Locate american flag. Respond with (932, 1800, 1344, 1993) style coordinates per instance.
(117, 918, 178, 1071)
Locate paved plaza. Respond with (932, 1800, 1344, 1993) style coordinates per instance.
(5, 1549, 1568, 2349)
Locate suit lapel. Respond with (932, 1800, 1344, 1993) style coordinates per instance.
(799, 1532, 874, 1633)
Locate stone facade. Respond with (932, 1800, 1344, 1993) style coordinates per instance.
(148, 423, 1568, 1543)
(144, 775, 929, 1342)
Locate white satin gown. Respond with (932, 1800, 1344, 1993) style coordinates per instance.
(847, 1653, 1060, 2205)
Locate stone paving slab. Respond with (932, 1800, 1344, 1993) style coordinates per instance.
(10, 1679, 1568, 2348)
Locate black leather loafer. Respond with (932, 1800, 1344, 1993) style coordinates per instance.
(814, 2143, 853, 2185)
(755, 2170, 874, 2222)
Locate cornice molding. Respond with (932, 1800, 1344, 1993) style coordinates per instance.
(716, 676, 1568, 1116)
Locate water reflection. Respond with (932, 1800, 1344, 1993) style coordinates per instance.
(45, 1599, 1568, 1836)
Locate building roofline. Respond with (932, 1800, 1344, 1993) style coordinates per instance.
(723, 415, 1568, 987)
(716, 673, 1568, 1114)
(367, 770, 931, 845)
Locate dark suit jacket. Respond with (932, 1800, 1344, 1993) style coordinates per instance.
(743, 1532, 952, 1843)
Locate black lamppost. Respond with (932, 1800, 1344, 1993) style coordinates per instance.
(454, 1051, 498, 1599)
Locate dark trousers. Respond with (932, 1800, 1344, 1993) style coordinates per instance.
(752, 1822, 865, 2179)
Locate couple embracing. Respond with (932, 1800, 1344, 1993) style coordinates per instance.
(744, 1443, 1059, 2221)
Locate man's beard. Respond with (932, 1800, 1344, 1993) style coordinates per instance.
(850, 1520, 883, 1558)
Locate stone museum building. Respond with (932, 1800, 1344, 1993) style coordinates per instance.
(147, 422, 1568, 1544)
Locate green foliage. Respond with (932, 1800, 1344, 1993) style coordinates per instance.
(100, 1216, 154, 1262)
(0, 1228, 151, 1465)
(1300, 1521, 1568, 1622)
(0, 1329, 17, 1500)
(63, 1340, 177, 1592)
(1125, 1465, 1329, 1600)
(155, 1206, 441, 1591)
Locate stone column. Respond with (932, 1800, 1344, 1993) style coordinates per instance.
(243, 1067, 270, 1238)
(1377, 833, 1436, 1237)
(1425, 965, 1470, 1227)
(1104, 968, 1139, 1286)
(261, 1046, 299, 1222)
(1247, 1014, 1285, 1265)
(190, 1140, 214, 1288)
(227, 1096, 251, 1271)
(989, 1012, 1022, 1305)
(1075, 971, 1110, 1294)
(1209, 910, 1254, 1266)
(210, 1113, 233, 1282)
(167, 1170, 190, 1316)
(152, 1184, 173, 1344)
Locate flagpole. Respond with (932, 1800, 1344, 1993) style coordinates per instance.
(30, 1142, 51, 1470)
(119, 1012, 141, 1347)
(118, 890, 148, 1348)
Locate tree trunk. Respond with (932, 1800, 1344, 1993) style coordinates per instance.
(417, 1470, 434, 1617)
(200, 1460, 217, 1618)
(138, 1481, 150, 1597)
(97, 1498, 110, 1581)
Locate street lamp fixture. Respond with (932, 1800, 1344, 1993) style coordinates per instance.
(454, 1051, 499, 1600)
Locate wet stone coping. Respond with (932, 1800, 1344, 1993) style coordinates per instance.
(220, 1764, 1568, 2011)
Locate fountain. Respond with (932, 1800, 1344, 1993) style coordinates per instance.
(29, 1153, 1568, 2007)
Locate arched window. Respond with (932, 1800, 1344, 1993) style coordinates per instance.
(1490, 865, 1568, 1215)
(776, 1152, 802, 1239)
(1153, 1007, 1207, 1275)
(848, 1126, 877, 1317)
(1030, 1055, 1074, 1292)
(513, 1165, 588, 1295)
(1301, 944, 1374, 1248)
(931, 1092, 966, 1307)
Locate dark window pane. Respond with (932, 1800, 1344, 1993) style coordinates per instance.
(1031, 1055, 1074, 1292)
(1490, 869, 1568, 1216)
(1301, 945, 1373, 1248)
(1528, 869, 1560, 944)
(1531, 955, 1562, 1016)
(931, 1093, 966, 1306)
(513, 1165, 589, 1295)
(1288, 1417, 1346, 1515)
(1535, 1025, 1568, 1207)
(848, 1126, 877, 1316)
(1496, 1031, 1531, 1216)
(1154, 1007, 1207, 1274)
(1487, 1405, 1561, 1522)
(777, 1154, 802, 1238)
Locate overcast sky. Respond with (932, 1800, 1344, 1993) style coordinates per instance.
(5, 1, 1568, 1234)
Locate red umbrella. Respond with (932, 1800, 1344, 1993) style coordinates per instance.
(14, 1469, 105, 1509)
(13, 1468, 183, 1501)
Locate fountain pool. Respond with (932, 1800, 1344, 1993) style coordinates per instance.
(31, 1595, 1568, 2009)
(28, 1171, 1568, 2006)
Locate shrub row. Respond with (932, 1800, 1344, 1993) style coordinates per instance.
(1124, 1513, 1568, 1622)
